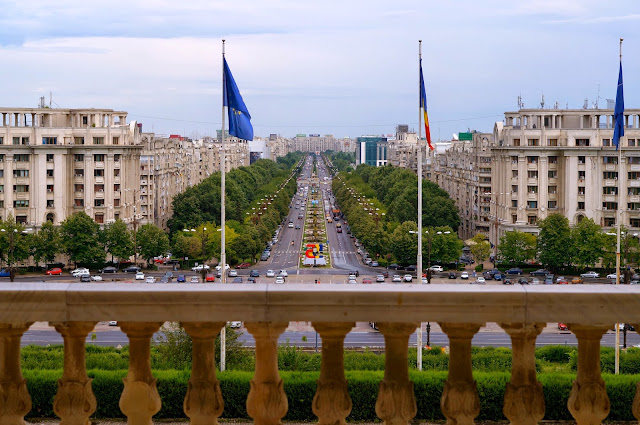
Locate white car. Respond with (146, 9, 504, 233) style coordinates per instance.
(145, 276, 156, 284)
(476, 277, 486, 284)
(190, 276, 200, 283)
(191, 264, 211, 272)
(580, 271, 600, 278)
(228, 269, 238, 277)
(215, 264, 230, 271)
(90, 275, 103, 282)
(376, 274, 385, 282)
(266, 270, 276, 277)
(403, 274, 412, 282)
(461, 271, 469, 279)
(71, 268, 90, 277)
(348, 276, 357, 284)
(392, 275, 402, 282)
(279, 270, 288, 277)
(275, 276, 285, 284)
(428, 265, 444, 273)
(108, 321, 118, 326)
(230, 321, 242, 329)
(606, 273, 619, 279)
(135, 271, 145, 280)
(288, 222, 294, 228)
(421, 277, 428, 284)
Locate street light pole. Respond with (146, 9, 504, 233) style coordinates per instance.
(201, 226, 207, 281)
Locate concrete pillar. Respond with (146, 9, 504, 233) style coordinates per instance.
(0, 323, 33, 425)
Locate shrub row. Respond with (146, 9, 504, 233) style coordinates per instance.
(25, 370, 640, 421)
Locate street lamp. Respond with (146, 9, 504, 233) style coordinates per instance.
(0, 227, 32, 282)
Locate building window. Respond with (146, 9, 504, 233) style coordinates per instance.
(603, 202, 618, 210)
(511, 214, 517, 224)
(512, 200, 518, 208)
(114, 154, 121, 162)
(0, 201, 3, 207)
(578, 202, 585, 210)
(549, 185, 557, 194)
(578, 156, 586, 164)
(512, 185, 518, 193)
(14, 154, 29, 162)
(114, 169, 120, 177)
(603, 138, 611, 147)
(94, 184, 104, 192)
(604, 217, 616, 227)
(13, 200, 29, 208)
(0, 185, 3, 193)
(46, 184, 54, 193)
(629, 203, 640, 211)
(46, 169, 54, 177)
(74, 199, 84, 207)
(578, 187, 585, 195)
(93, 137, 105, 145)
(528, 170, 538, 179)
(631, 218, 640, 227)
(576, 138, 590, 147)
(13, 170, 29, 177)
(527, 185, 538, 194)
(113, 137, 120, 145)
(603, 156, 618, 164)
(42, 137, 57, 145)
(527, 156, 538, 164)
(94, 154, 105, 162)
(511, 156, 518, 164)
(629, 172, 640, 180)
(629, 157, 640, 164)
(74, 154, 84, 162)
(46, 200, 54, 208)
(13, 137, 28, 145)
(548, 170, 557, 179)
(528, 216, 537, 225)
(511, 170, 518, 178)
(94, 169, 104, 177)
(0, 154, 4, 162)
(603, 171, 618, 180)
(13, 185, 29, 193)
(114, 184, 120, 192)
(527, 138, 539, 146)
(74, 137, 84, 145)
(628, 139, 637, 147)
(74, 184, 84, 192)
(548, 201, 557, 209)
(114, 198, 120, 207)
(579, 171, 586, 179)
(75, 169, 84, 177)
(94, 199, 105, 207)
(603, 187, 618, 195)
(513, 138, 520, 146)
(94, 214, 104, 224)
(630, 187, 640, 195)
(548, 138, 558, 146)
(46, 154, 54, 162)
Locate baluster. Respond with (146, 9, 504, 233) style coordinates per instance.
(119, 322, 163, 425)
(312, 322, 354, 425)
(567, 325, 610, 425)
(52, 321, 98, 425)
(0, 322, 33, 425)
(375, 322, 418, 425)
(440, 323, 483, 425)
(182, 322, 226, 425)
(245, 322, 288, 425)
(501, 323, 545, 425)
(633, 324, 640, 423)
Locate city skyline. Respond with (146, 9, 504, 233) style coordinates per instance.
(0, 0, 638, 139)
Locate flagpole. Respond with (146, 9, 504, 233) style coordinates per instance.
(615, 37, 623, 375)
(417, 40, 423, 372)
(220, 38, 227, 371)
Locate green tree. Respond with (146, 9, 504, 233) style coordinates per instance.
(537, 214, 571, 271)
(425, 226, 462, 265)
(61, 212, 104, 266)
(230, 233, 257, 263)
(390, 221, 418, 265)
(470, 233, 491, 266)
(0, 216, 32, 280)
(570, 217, 604, 269)
(31, 221, 62, 267)
(103, 219, 134, 268)
(136, 224, 170, 267)
(498, 231, 537, 265)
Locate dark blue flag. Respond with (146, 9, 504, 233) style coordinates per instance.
(613, 61, 624, 150)
(223, 58, 253, 141)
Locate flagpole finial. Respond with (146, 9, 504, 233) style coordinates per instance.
(619, 38, 623, 61)
(222, 39, 226, 56)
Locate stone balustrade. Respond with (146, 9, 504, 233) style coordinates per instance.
(1, 282, 639, 425)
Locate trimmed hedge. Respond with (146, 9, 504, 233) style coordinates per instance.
(23, 369, 640, 421)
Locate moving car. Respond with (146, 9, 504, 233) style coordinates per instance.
(403, 274, 412, 282)
(80, 274, 91, 282)
(191, 264, 210, 272)
(230, 321, 242, 329)
(288, 222, 294, 228)
(45, 268, 62, 275)
(295, 225, 301, 229)
(558, 323, 568, 331)
(135, 271, 145, 280)
(125, 265, 141, 273)
(405, 265, 417, 272)
(376, 274, 386, 282)
(177, 274, 186, 282)
(530, 269, 551, 276)
(266, 270, 276, 277)
(460, 271, 469, 279)
(506, 268, 523, 275)
(278, 270, 288, 277)
(429, 265, 444, 273)
(90, 275, 103, 282)
(190, 276, 200, 283)
(237, 262, 251, 269)
(71, 267, 90, 277)
(580, 271, 600, 278)
(606, 273, 619, 279)
(370, 261, 379, 267)
(101, 266, 117, 274)
(108, 321, 118, 326)
(215, 264, 230, 271)
(275, 276, 285, 284)
(349, 270, 360, 277)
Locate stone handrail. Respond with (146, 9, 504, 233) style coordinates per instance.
(1, 282, 639, 425)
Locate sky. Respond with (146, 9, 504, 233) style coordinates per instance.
(0, 0, 638, 140)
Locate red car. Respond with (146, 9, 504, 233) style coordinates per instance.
(45, 268, 62, 275)
(558, 323, 568, 331)
(205, 273, 215, 282)
(236, 262, 251, 269)
(362, 277, 373, 284)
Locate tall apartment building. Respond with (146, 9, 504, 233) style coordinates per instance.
(387, 125, 435, 179)
(355, 136, 388, 166)
(290, 134, 354, 153)
(431, 133, 493, 240)
(0, 107, 142, 227)
(491, 108, 640, 246)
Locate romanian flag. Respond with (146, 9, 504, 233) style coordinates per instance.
(419, 59, 433, 150)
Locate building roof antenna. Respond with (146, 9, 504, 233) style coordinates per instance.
(517, 95, 524, 109)
(540, 92, 545, 109)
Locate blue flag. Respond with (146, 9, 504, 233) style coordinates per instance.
(613, 61, 624, 150)
(223, 58, 253, 141)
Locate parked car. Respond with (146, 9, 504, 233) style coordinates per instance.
(348, 276, 357, 284)
(0, 269, 10, 277)
(362, 277, 373, 284)
(228, 269, 238, 277)
(135, 271, 145, 280)
(571, 277, 584, 284)
(530, 269, 551, 276)
(530, 278, 540, 285)
(376, 274, 385, 282)
(80, 274, 91, 282)
(177, 274, 186, 282)
(260, 253, 269, 261)
(506, 268, 523, 275)
(392, 275, 402, 282)
(476, 277, 486, 284)
(190, 276, 200, 283)
(518, 277, 529, 285)
(71, 267, 90, 277)
(101, 266, 117, 274)
(388, 263, 399, 270)
(606, 273, 620, 279)
(108, 321, 118, 326)
(460, 271, 469, 279)
(275, 276, 285, 284)
(247, 276, 256, 283)
(503, 278, 513, 285)
(237, 262, 251, 269)
(544, 275, 554, 285)
(125, 265, 141, 273)
(90, 275, 103, 281)
(448, 271, 456, 279)
(370, 261, 379, 267)
(205, 273, 215, 282)
(429, 265, 444, 273)
(493, 273, 502, 281)
(558, 323, 569, 331)
(580, 271, 600, 278)
(191, 264, 210, 272)
(266, 270, 276, 277)
(403, 274, 413, 282)
(145, 276, 156, 284)
(278, 270, 288, 277)
(45, 268, 62, 275)
(556, 277, 568, 284)
(250, 270, 260, 277)
(381, 270, 389, 278)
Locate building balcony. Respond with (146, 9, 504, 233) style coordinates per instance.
(0, 284, 638, 424)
